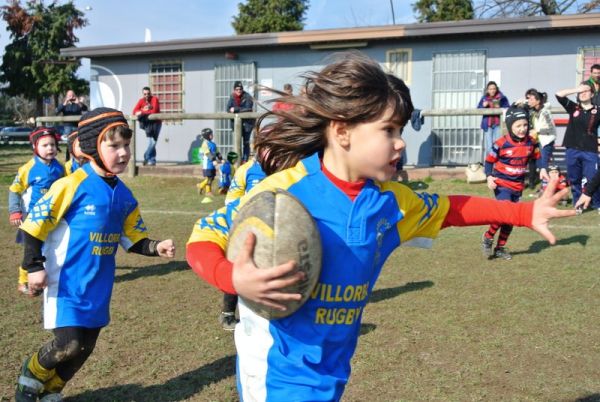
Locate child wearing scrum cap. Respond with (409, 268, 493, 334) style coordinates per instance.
(218, 151, 238, 195)
(8, 126, 64, 296)
(63, 130, 83, 175)
(196, 127, 222, 202)
(481, 104, 549, 260)
(14, 107, 175, 401)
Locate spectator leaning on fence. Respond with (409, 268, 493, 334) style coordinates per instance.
(56, 89, 88, 160)
(133, 86, 162, 166)
(555, 82, 600, 212)
(585, 63, 600, 106)
(477, 81, 510, 155)
(226, 81, 255, 163)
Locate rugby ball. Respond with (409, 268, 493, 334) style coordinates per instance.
(226, 189, 322, 319)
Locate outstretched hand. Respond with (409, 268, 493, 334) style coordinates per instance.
(157, 239, 175, 258)
(531, 177, 576, 244)
(232, 232, 305, 312)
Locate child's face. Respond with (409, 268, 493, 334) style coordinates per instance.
(35, 136, 58, 161)
(549, 169, 560, 179)
(344, 106, 406, 182)
(100, 133, 131, 174)
(511, 119, 529, 138)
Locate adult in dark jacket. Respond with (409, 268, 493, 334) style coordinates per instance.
(56, 89, 88, 136)
(226, 81, 255, 162)
(556, 82, 600, 211)
(477, 81, 510, 156)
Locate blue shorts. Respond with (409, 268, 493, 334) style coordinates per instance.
(203, 169, 216, 179)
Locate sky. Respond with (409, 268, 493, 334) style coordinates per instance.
(0, 0, 416, 51)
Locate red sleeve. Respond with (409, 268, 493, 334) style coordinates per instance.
(186, 241, 236, 294)
(151, 96, 160, 114)
(132, 99, 144, 114)
(442, 195, 533, 229)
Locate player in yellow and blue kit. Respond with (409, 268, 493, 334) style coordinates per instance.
(186, 54, 575, 402)
(196, 128, 222, 201)
(14, 108, 175, 402)
(218, 151, 238, 195)
(8, 127, 64, 295)
(63, 130, 82, 175)
(219, 142, 268, 331)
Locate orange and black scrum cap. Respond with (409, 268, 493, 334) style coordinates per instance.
(77, 107, 129, 173)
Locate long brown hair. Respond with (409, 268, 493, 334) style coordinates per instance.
(255, 52, 414, 175)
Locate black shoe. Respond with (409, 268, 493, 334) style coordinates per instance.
(494, 246, 512, 260)
(481, 235, 494, 259)
(142, 160, 148, 166)
(219, 312, 238, 331)
(15, 358, 43, 402)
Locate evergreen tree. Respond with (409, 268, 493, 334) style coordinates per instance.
(232, 0, 309, 34)
(1, 1, 87, 116)
(413, 0, 474, 23)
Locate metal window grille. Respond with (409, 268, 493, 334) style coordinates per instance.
(386, 49, 412, 85)
(150, 61, 184, 124)
(431, 50, 486, 165)
(578, 46, 600, 82)
(214, 62, 257, 155)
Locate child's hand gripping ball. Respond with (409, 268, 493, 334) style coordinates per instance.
(227, 189, 322, 319)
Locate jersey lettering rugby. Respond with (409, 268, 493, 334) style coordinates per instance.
(21, 163, 148, 329)
(188, 152, 450, 401)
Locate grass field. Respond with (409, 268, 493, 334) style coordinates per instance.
(1, 144, 599, 402)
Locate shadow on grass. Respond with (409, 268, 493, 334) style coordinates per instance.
(575, 394, 600, 402)
(359, 322, 376, 336)
(115, 261, 188, 283)
(511, 234, 590, 256)
(369, 280, 434, 304)
(66, 354, 236, 402)
(406, 181, 429, 191)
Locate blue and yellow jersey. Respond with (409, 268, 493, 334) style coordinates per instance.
(200, 140, 218, 170)
(224, 159, 266, 205)
(188, 153, 450, 401)
(8, 157, 65, 214)
(20, 163, 148, 329)
(218, 161, 235, 189)
(64, 158, 81, 175)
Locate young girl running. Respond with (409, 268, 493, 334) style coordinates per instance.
(186, 53, 574, 402)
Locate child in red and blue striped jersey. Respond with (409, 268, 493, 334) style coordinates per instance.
(482, 105, 549, 260)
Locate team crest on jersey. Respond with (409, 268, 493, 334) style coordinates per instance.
(28, 197, 55, 225)
(84, 204, 96, 216)
(133, 215, 148, 233)
(34, 176, 42, 183)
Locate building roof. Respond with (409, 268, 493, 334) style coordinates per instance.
(61, 13, 600, 58)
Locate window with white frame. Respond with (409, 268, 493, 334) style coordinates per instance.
(386, 49, 412, 85)
(578, 46, 600, 82)
(150, 61, 184, 123)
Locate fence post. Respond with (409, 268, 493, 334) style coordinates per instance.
(234, 115, 242, 160)
(128, 117, 137, 178)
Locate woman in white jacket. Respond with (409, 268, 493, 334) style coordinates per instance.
(519, 89, 555, 188)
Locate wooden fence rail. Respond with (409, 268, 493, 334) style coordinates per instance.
(36, 107, 568, 177)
